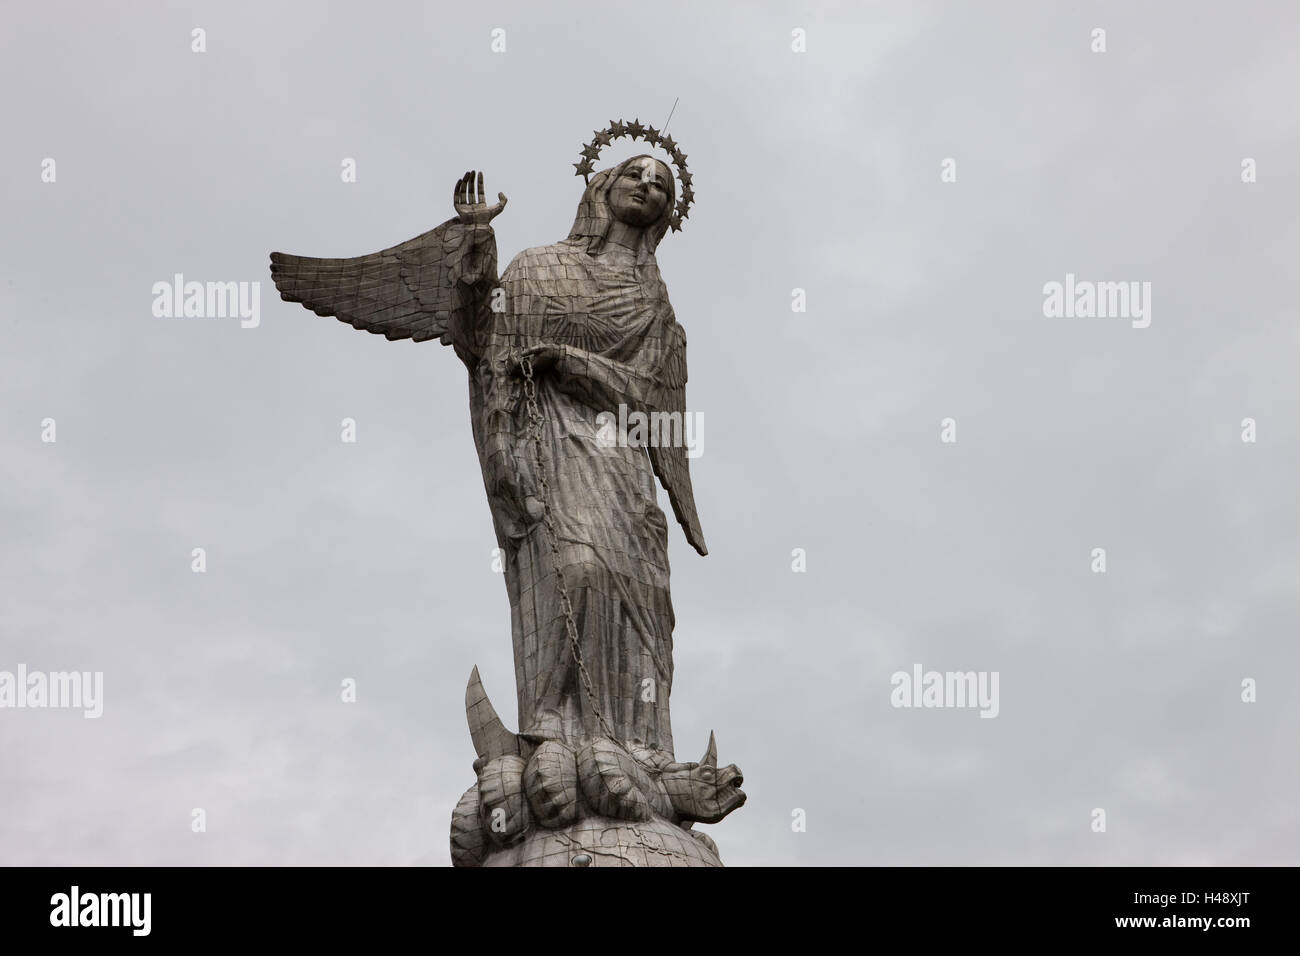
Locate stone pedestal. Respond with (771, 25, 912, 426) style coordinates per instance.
(478, 816, 723, 867)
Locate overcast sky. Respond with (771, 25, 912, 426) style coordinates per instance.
(2, 0, 1297, 866)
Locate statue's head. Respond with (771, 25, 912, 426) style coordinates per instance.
(568, 154, 676, 254)
(607, 156, 674, 228)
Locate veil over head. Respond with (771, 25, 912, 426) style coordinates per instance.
(567, 155, 676, 255)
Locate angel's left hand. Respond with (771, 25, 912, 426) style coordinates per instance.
(453, 170, 508, 225)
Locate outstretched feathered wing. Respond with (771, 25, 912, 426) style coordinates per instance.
(650, 318, 708, 556)
(269, 219, 498, 361)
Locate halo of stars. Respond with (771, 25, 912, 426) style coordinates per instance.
(575, 118, 694, 233)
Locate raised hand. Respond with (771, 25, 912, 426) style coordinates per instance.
(454, 170, 508, 225)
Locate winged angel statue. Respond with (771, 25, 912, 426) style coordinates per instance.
(271, 122, 744, 866)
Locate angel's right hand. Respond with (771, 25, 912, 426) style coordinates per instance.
(453, 170, 508, 225)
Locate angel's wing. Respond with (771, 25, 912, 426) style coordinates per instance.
(269, 218, 497, 360)
(649, 320, 708, 556)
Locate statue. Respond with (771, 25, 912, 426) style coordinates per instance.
(269, 121, 745, 866)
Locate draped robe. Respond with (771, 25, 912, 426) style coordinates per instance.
(465, 164, 704, 756)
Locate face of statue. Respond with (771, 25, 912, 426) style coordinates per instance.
(607, 157, 672, 228)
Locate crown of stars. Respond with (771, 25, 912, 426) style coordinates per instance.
(576, 118, 694, 233)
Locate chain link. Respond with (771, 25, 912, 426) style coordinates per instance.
(515, 350, 620, 744)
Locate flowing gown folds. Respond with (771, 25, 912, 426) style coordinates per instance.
(471, 238, 688, 754)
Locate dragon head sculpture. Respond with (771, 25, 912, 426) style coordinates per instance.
(658, 732, 747, 824)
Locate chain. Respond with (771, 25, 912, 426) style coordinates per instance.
(515, 350, 620, 744)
